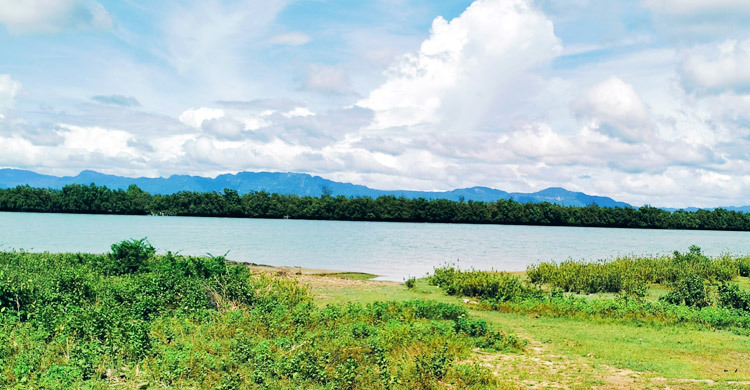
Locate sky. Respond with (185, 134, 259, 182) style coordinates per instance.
(1, 0, 750, 208)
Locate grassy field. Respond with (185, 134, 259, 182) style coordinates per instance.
(3, 242, 750, 389)
(296, 269, 750, 389)
(0, 244, 520, 389)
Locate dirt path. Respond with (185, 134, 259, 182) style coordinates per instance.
(474, 332, 750, 389)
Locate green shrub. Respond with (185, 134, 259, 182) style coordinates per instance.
(661, 274, 711, 308)
(428, 266, 524, 301)
(405, 277, 416, 289)
(0, 244, 521, 388)
(718, 283, 750, 311)
(738, 257, 750, 277)
(108, 238, 155, 275)
(526, 247, 742, 295)
(620, 277, 647, 300)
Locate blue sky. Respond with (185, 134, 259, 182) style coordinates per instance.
(2, 0, 750, 207)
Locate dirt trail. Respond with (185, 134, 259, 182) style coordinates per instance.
(468, 332, 750, 389)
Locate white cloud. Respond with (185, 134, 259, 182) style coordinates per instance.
(58, 124, 135, 157)
(0, 135, 40, 166)
(0, 0, 112, 34)
(201, 117, 245, 140)
(158, 0, 290, 100)
(179, 107, 225, 129)
(0, 74, 22, 108)
(573, 77, 653, 143)
(680, 39, 750, 93)
(269, 31, 311, 46)
(301, 64, 352, 95)
(3, 0, 750, 208)
(283, 107, 315, 118)
(358, 0, 561, 130)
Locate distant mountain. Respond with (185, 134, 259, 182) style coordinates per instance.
(1, 168, 631, 208)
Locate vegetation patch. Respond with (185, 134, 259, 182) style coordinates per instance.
(0, 240, 521, 388)
(317, 272, 378, 281)
(3, 183, 750, 230)
(428, 247, 750, 334)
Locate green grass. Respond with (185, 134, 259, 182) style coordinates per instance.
(0, 243, 521, 389)
(4, 242, 750, 389)
(305, 276, 750, 388)
(736, 276, 750, 291)
(318, 272, 378, 280)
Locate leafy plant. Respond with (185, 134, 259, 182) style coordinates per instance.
(107, 238, 155, 275)
(0, 243, 521, 388)
(661, 275, 711, 308)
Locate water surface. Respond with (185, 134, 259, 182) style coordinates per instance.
(2, 212, 749, 280)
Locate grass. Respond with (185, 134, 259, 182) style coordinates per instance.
(4, 243, 750, 389)
(317, 272, 378, 280)
(300, 275, 750, 389)
(0, 244, 521, 389)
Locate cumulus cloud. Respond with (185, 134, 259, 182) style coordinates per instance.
(573, 77, 653, 143)
(58, 124, 136, 157)
(0, 74, 22, 108)
(0, 120, 64, 146)
(179, 107, 225, 129)
(301, 64, 352, 95)
(680, 39, 750, 93)
(4, 0, 750, 208)
(358, 0, 561, 130)
(91, 94, 141, 107)
(0, 0, 113, 34)
(201, 117, 246, 140)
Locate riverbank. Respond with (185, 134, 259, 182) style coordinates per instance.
(0, 244, 523, 388)
(224, 257, 750, 388)
(2, 243, 750, 388)
(296, 270, 750, 389)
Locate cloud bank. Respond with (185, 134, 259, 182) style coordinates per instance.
(2, 0, 750, 208)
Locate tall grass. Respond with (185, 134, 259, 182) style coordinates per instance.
(0, 241, 521, 388)
(429, 247, 750, 334)
(429, 266, 533, 302)
(526, 246, 746, 294)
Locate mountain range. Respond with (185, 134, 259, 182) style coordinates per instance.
(1, 168, 748, 211)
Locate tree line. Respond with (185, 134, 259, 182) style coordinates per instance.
(1, 183, 749, 231)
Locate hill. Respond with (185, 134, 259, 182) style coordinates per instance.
(1, 168, 631, 208)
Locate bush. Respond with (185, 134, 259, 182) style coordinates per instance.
(526, 247, 743, 295)
(108, 238, 155, 275)
(718, 283, 750, 311)
(660, 275, 711, 308)
(429, 266, 524, 302)
(1, 244, 522, 388)
(404, 277, 416, 289)
(738, 257, 750, 277)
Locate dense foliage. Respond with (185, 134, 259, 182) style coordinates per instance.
(429, 248, 750, 333)
(0, 241, 521, 388)
(2, 184, 750, 230)
(526, 245, 750, 294)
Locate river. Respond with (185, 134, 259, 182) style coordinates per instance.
(2, 211, 749, 280)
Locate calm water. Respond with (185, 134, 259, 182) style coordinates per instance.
(2, 211, 749, 281)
